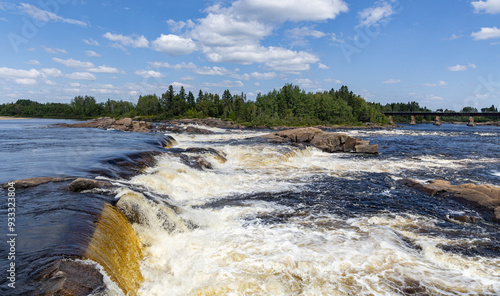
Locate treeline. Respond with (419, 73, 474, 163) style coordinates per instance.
(0, 84, 390, 126)
(381, 102, 500, 123)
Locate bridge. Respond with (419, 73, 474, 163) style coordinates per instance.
(384, 112, 500, 126)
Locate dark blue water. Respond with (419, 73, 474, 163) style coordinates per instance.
(0, 119, 167, 183)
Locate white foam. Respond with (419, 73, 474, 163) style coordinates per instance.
(124, 129, 500, 295)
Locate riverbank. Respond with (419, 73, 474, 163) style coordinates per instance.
(0, 116, 32, 120)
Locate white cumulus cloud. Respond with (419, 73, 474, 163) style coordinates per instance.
(471, 26, 500, 40)
(151, 34, 197, 55)
(135, 70, 163, 78)
(232, 0, 349, 22)
(472, 0, 500, 14)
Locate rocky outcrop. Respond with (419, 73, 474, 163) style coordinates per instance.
(260, 127, 379, 154)
(56, 118, 152, 133)
(68, 178, 113, 192)
(158, 125, 214, 134)
(165, 117, 243, 129)
(400, 178, 500, 222)
(2, 177, 75, 189)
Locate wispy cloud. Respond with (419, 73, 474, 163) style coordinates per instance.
(103, 32, 149, 48)
(43, 46, 68, 54)
(358, 1, 395, 27)
(423, 80, 447, 87)
(383, 78, 401, 84)
(86, 50, 101, 57)
(83, 38, 100, 46)
(19, 3, 88, 27)
(447, 64, 476, 71)
(286, 26, 326, 47)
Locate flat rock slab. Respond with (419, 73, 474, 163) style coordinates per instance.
(400, 178, 500, 222)
(260, 127, 378, 154)
(3, 177, 75, 189)
(56, 117, 152, 133)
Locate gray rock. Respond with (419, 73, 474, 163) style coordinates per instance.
(3, 177, 75, 189)
(68, 178, 113, 192)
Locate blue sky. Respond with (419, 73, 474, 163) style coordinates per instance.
(0, 0, 499, 111)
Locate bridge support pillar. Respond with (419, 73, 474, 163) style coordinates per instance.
(434, 116, 442, 126)
(410, 115, 417, 125)
(467, 116, 475, 127)
(389, 115, 394, 125)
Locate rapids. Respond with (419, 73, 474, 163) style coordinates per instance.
(1, 120, 499, 295)
(126, 125, 500, 296)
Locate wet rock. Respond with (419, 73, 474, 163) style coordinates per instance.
(159, 135, 178, 148)
(260, 127, 378, 154)
(447, 215, 478, 223)
(114, 118, 133, 131)
(400, 178, 500, 222)
(3, 177, 75, 189)
(132, 121, 152, 133)
(36, 259, 105, 296)
(398, 178, 438, 195)
(192, 156, 212, 169)
(56, 118, 152, 133)
(68, 178, 113, 192)
(355, 144, 379, 154)
(185, 126, 214, 134)
(159, 125, 214, 134)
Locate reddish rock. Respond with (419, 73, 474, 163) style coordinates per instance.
(400, 178, 500, 222)
(260, 127, 378, 154)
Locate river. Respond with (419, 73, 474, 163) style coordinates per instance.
(0, 119, 499, 295)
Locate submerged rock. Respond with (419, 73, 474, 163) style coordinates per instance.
(3, 177, 75, 189)
(68, 178, 113, 192)
(260, 127, 379, 154)
(158, 125, 214, 134)
(399, 178, 500, 222)
(447, 215, 479, 224)
(36, 259, 105, 296)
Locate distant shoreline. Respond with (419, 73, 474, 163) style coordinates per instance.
(0, 116, 32, 120)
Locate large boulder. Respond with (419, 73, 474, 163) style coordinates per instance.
(3, 177, 75, 189)
(132, 121, 152, 133)
(114, 118, 133, 131)
(68, 178, 113, 192)
(260, 127, 378, 154)
(399, 178, 500, 222)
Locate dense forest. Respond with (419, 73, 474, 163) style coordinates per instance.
(0, 84, 390, 126)
(1, 84, 498, 125)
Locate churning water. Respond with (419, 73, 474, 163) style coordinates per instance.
(1, 120, 499, 295)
